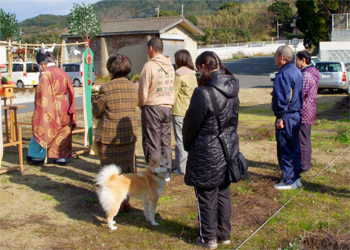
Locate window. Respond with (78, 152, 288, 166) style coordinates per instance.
(12, 64, 23, 72)
(26, 63, 39, 73)
(316, 63, 342, 72)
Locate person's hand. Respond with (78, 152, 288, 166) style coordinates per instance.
(276, 119, 284, 129)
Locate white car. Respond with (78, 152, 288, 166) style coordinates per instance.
(1, 62, 40, 88)
(62, 63, 96, 87)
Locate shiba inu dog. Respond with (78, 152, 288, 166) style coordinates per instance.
(95, 154, 171, 230)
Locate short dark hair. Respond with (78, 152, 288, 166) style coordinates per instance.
(296, 51, 311, 65)
(106, 54, 132, 79)
(147, 37, 163, 53)
(174, 50, 195, 70)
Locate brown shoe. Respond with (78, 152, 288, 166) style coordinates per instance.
(123, 196, 131, 211)
(118, 203, 125, 213)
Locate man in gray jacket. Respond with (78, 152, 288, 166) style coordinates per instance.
(138, 37, 175, 166)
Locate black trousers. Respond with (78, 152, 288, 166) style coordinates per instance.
(141, 105, 172, 168)
(195, 183, 231, 241)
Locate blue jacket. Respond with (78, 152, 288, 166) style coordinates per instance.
(272, 62, 303, 119)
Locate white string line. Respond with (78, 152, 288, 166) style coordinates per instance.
(235, 145, 350, 250)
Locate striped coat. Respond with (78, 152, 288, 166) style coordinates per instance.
(92, 77, 138, 170)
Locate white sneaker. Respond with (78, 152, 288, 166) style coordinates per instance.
(218, 239, 230, 245)
(172, 169, 183, 175)
(295, 179, 302, 188)
(274, 181, 298, 190)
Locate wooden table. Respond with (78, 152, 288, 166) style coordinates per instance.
(0, 105, 26, 174)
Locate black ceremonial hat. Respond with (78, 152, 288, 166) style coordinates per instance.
(36, 51, 50, 64)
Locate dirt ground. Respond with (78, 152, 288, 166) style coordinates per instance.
(0, 88, 349, 249)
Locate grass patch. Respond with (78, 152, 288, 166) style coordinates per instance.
(334, 125, 350, 144)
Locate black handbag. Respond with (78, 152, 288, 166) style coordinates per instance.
(206, 86, 248, 183)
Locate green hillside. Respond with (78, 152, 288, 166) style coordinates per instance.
(19, 0, 275, 44)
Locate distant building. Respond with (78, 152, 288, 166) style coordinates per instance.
(290, 14, 303, 36)
(319, 14, 350, 63)
(60, 16, 204, 76)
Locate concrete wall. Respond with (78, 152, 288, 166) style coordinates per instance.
(319, 41, 350, 63)
(197, 43, 306, 61)
(118, 41, 148, 75)
(332, 30, 350, 41)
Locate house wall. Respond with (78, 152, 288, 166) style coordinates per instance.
(165, 26, 198, 63)
(65, 24, 199, 77)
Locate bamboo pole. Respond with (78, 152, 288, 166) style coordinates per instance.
(0, 41, 88, 47)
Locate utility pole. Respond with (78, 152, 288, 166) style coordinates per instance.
(155, 5, 160, 18)
(181, 4, 183, 17)
(277, 21, 282, 41)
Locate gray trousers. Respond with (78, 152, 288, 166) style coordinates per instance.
(141, 105, 172, 168)
(173, 115, 188, 174)
(299, 123, 312, 171)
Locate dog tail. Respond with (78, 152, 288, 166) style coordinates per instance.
(95, 164, 123, 213)
(95, 164, 122, 187)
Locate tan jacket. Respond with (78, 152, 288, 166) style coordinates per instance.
(138, 55, 175, 109)
(172, 66, 197, 116)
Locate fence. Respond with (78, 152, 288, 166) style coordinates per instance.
(333, 13, 350, 30)
(197, 39, 304, 49)
(197, 39, 305, 60)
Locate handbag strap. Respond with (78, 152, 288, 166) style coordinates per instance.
(206, 86, 232, 164)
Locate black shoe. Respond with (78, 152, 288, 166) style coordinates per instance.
(27, 155, 44, 165)
(53, 159, 66, 166)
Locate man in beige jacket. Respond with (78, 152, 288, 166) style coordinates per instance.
(138, 37, 175, 167)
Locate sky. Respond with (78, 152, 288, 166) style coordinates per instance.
(0, 0, 101, 22)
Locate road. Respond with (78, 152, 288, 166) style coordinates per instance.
(15, 56, 278, 114)
(223, 55, 279, 88)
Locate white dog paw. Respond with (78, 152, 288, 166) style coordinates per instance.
(151, 221, 159, 226)
(112, 220, 116, 225)
(109, 225, 118, 230)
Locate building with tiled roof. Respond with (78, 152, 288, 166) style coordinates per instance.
(61, 16, 204, 76)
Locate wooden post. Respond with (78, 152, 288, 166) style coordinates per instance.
(61, 40, 65, 66)
(24, 43, 28, 63)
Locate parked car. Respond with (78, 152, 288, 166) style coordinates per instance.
(315, 61, 350, 94)
(269, 56, 321, 82)
(62, 63, 96, 87)
(1, 62, 40, 88)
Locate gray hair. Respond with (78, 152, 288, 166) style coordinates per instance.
(275, 46, 293, 62)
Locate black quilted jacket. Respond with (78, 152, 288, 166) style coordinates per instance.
(183, 69, 240, 189)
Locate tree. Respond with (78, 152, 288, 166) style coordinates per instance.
(185, 15, 198, 26)
(268, 1, 293, 23)
(218, 2, 242, 15)
(0, 8, 20, 41)
(68, 3, 101, 43)
(295, 0, 346, 49)
(153, 9, 178, 17)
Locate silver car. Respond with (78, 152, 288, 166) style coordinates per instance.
(62, 63, 96, 87)
(315, 61, 350, 94)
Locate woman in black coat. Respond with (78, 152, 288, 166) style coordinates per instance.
(183, 51, 240, 249)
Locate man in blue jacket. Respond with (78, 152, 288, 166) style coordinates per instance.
(272, 45, 303, 190)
